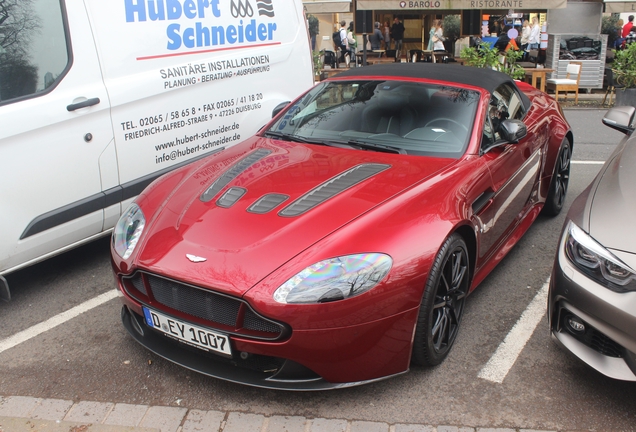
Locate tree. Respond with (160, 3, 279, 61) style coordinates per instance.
(0, 0, 41, 101)
(442, 14, 460, 53)
(601, 15, 620, 49)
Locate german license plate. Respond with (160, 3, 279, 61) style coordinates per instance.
(142, 307, 232, 356)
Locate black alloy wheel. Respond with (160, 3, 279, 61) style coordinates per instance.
(412, 233, 470, 367)
(542, 138, 571, 216)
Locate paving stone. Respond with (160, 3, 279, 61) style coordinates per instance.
(308, 418, 348, 432)
(105, 403, 150, 427)
(438, 427, 475, 432)
(0, 396, 42, 417)
(30, 398, 73, 421)
(476, 429, 516, 432)
(181, 409, 225, 432)
(519, 430, 558, 432)
(350, 420, 390, 432)
(139, 406, 188, 432)
(223, 412, 266, 432)
(267, 415, 307, 431)
(65, 401, 114, 423)
(395, 425, 437, 432)
(0, 416, 160, 431)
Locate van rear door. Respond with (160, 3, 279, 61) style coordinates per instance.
(0, 0, 116, 274)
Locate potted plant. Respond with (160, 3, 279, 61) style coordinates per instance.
(460, 44, 525, 80)
(313, 50, 325, 81)
(612, 42, 636, 107)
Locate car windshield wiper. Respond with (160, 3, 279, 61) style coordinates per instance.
(347, 140, 406, 154)
(264, 131, 348, 148)
(263, 131, 311, 143)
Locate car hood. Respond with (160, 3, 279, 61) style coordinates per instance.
(136, 137, 456, 296)
(589, 139, 636, 254)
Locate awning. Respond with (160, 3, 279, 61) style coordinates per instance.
(604, 1, 636, 13)
(356, 0, 567, 10)
(303, 0, 352, 13)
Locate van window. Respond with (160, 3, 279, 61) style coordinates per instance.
(0, 0, 69, 103)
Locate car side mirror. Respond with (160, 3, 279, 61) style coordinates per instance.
(272, 101, 290, 118)
(499, 119, 527, 143)
(603, 106, 635, 134)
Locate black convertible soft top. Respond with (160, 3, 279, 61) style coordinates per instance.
(333, 63, 532, 109)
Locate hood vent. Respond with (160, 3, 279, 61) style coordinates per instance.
(217, 187, 247, 208)
(200, 148, 272, 202)
(279, 163, 391, 217)
(248, 193, 290, 214)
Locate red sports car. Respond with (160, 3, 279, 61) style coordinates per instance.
(112, 63, 572, 390)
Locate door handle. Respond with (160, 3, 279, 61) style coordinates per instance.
(67, 97, 100, 111)
(472, 190, 495, 215)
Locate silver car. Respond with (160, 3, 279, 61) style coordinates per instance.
(549, 106, 636, 381)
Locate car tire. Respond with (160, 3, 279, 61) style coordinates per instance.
(411, 233, 470, 367)
(542, 138, 571, 217)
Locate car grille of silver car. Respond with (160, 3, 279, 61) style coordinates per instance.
(122, 271, 289, 341)
(561, 312, 623, 358)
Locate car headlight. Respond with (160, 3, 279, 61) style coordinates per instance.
(564, 221, 636, 292)
(273, 253, 393, 304)
(113, 204, 146, 260)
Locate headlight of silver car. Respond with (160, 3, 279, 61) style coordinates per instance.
(273, 253, 393, 304)
(565, 221, 636, 292)
(113, 204, 146, 260)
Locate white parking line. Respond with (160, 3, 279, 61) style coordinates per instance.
(571, 160, 605, 165)
(478, 278, 550, 384)
(0, 290, 119, 354)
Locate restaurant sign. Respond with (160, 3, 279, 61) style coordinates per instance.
(604, 1, 636, 13)
(356, 0, 567, 9)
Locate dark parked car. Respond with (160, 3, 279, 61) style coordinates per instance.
(111, 63, 573, 390)
(549, 106, 636, 381)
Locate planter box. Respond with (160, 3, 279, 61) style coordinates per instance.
(615, 88, 636, 108)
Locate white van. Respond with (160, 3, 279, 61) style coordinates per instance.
(0, 0, 314, 300)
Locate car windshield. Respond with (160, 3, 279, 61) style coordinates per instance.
(265, 80, 481, 158)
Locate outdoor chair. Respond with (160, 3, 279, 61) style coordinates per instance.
(546, 61, 582, 103)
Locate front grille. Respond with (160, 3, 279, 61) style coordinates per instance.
(122, 272, 288, 341)
(148, 274, 239, 327)
(561, 313, 624, 358)
(585, 328, 623, 358)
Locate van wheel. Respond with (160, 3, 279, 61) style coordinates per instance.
(542, 138, 571, 217)
(411, 233, 469, 367)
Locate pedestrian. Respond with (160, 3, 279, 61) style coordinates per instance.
(432, 20, 446, 52)
(369, 21, 383, 51)
(494, 26, 511, 52)
(528, 17, 540, 50)
(520, 20, 531, 53)
(391, 17, 405, 57)
(383, 21, 391, 50)
(338, 20, 349, 63)
(347, 21, 357, 66)
(622, 15, 634, 39)
(614, 19, 625, 49)
(427, 19, 437, 51)
(626, 26, 636, 46)
(622, 15, 634, 48)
